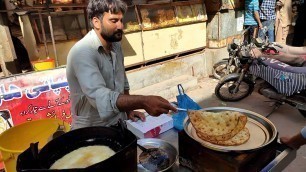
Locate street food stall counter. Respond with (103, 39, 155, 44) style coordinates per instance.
(140, 107, 297, 172)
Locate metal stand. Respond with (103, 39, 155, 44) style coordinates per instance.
(265, 101, 284, 118)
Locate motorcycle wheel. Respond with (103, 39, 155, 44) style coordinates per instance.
(298, 110, 306, 118)
(212, 61, 238, 80)
(215, 78, 254, 102)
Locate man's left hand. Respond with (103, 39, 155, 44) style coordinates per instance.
(127, 111, 146, 122)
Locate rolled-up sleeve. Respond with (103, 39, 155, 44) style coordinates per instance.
(71, 49, 120, 119)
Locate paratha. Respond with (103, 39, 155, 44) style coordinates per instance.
(208, 127, 250, 146)
(188, 110, 248, 142)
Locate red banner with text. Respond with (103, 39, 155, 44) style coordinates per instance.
(0, 67, 72, 170)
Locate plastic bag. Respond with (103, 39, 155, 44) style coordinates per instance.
(172, 84, 202, 131)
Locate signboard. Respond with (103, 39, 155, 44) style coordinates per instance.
(0, 67, 72, 130)
(0, 67, 72, 169)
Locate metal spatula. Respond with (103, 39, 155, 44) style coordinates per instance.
(176, 107, 187, 112)
(170, 102, 188, 112)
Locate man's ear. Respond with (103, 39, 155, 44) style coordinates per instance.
(92, 17, 101, 30)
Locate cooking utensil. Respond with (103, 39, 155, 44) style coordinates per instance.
(170, 102, 187, 112)
(17, 122, 138, 171)
(176, 107, 187, 112)
(184, 107, 277, 153)
(137, 138, 178, 172)
(139, 146, 169, 172)
(137, 143, 158, 159)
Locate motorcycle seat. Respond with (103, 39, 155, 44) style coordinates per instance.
(250, 62, 306, 96)
(261, 58, 306, 74)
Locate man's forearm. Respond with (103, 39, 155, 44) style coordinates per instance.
(116, 94, 147, 112)
(254, 11, 261, 27)
(264, 54, 305, 66)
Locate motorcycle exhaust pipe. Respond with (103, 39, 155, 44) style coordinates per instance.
(285, 98, 306, 111)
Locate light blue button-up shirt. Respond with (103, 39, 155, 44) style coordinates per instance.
(66, 30, 129, 129)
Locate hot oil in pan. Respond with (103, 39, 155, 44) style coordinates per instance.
(139, 148, 170, 172)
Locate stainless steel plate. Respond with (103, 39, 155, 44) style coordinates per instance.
(184, 107, 277, 152)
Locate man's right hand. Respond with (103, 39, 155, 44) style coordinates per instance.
(117, 94, 177, 117)
(143, 96, 177, 116)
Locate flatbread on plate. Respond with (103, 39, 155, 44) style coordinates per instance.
(208, 127, 250, 146)
(188, 110, 248, 142)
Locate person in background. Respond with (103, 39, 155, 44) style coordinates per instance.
(275, 0, 293, 44)
(280, 126, 306, 149)
(250, 43, 306, 66)
(66, 0, 176, 130)
(292, 0, 306, 46)
(244, 0, 263, 43)
(291, 0, 300, 25)
(258, 0, 276, 42)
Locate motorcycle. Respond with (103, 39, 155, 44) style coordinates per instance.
(212, 27, 253, 80)
(212, 41, 241, 79)
(212, 27, 281, 79)
(212, 27, 273, 80)
(214, 39, 306, 117)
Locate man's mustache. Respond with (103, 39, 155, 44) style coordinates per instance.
(114, 30, 123, 35)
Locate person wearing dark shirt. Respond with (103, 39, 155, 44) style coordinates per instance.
(292, 1, 306, 46)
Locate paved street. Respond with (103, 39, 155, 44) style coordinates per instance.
(172, 76, 306, 172)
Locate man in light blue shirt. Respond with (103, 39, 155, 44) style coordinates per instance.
(66, 0, 176, 129)
(244, 0, 263, 43)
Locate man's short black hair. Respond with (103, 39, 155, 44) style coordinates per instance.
(87, 0, 127, 27)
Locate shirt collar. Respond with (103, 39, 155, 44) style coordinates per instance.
(89, 29, 112, 53)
